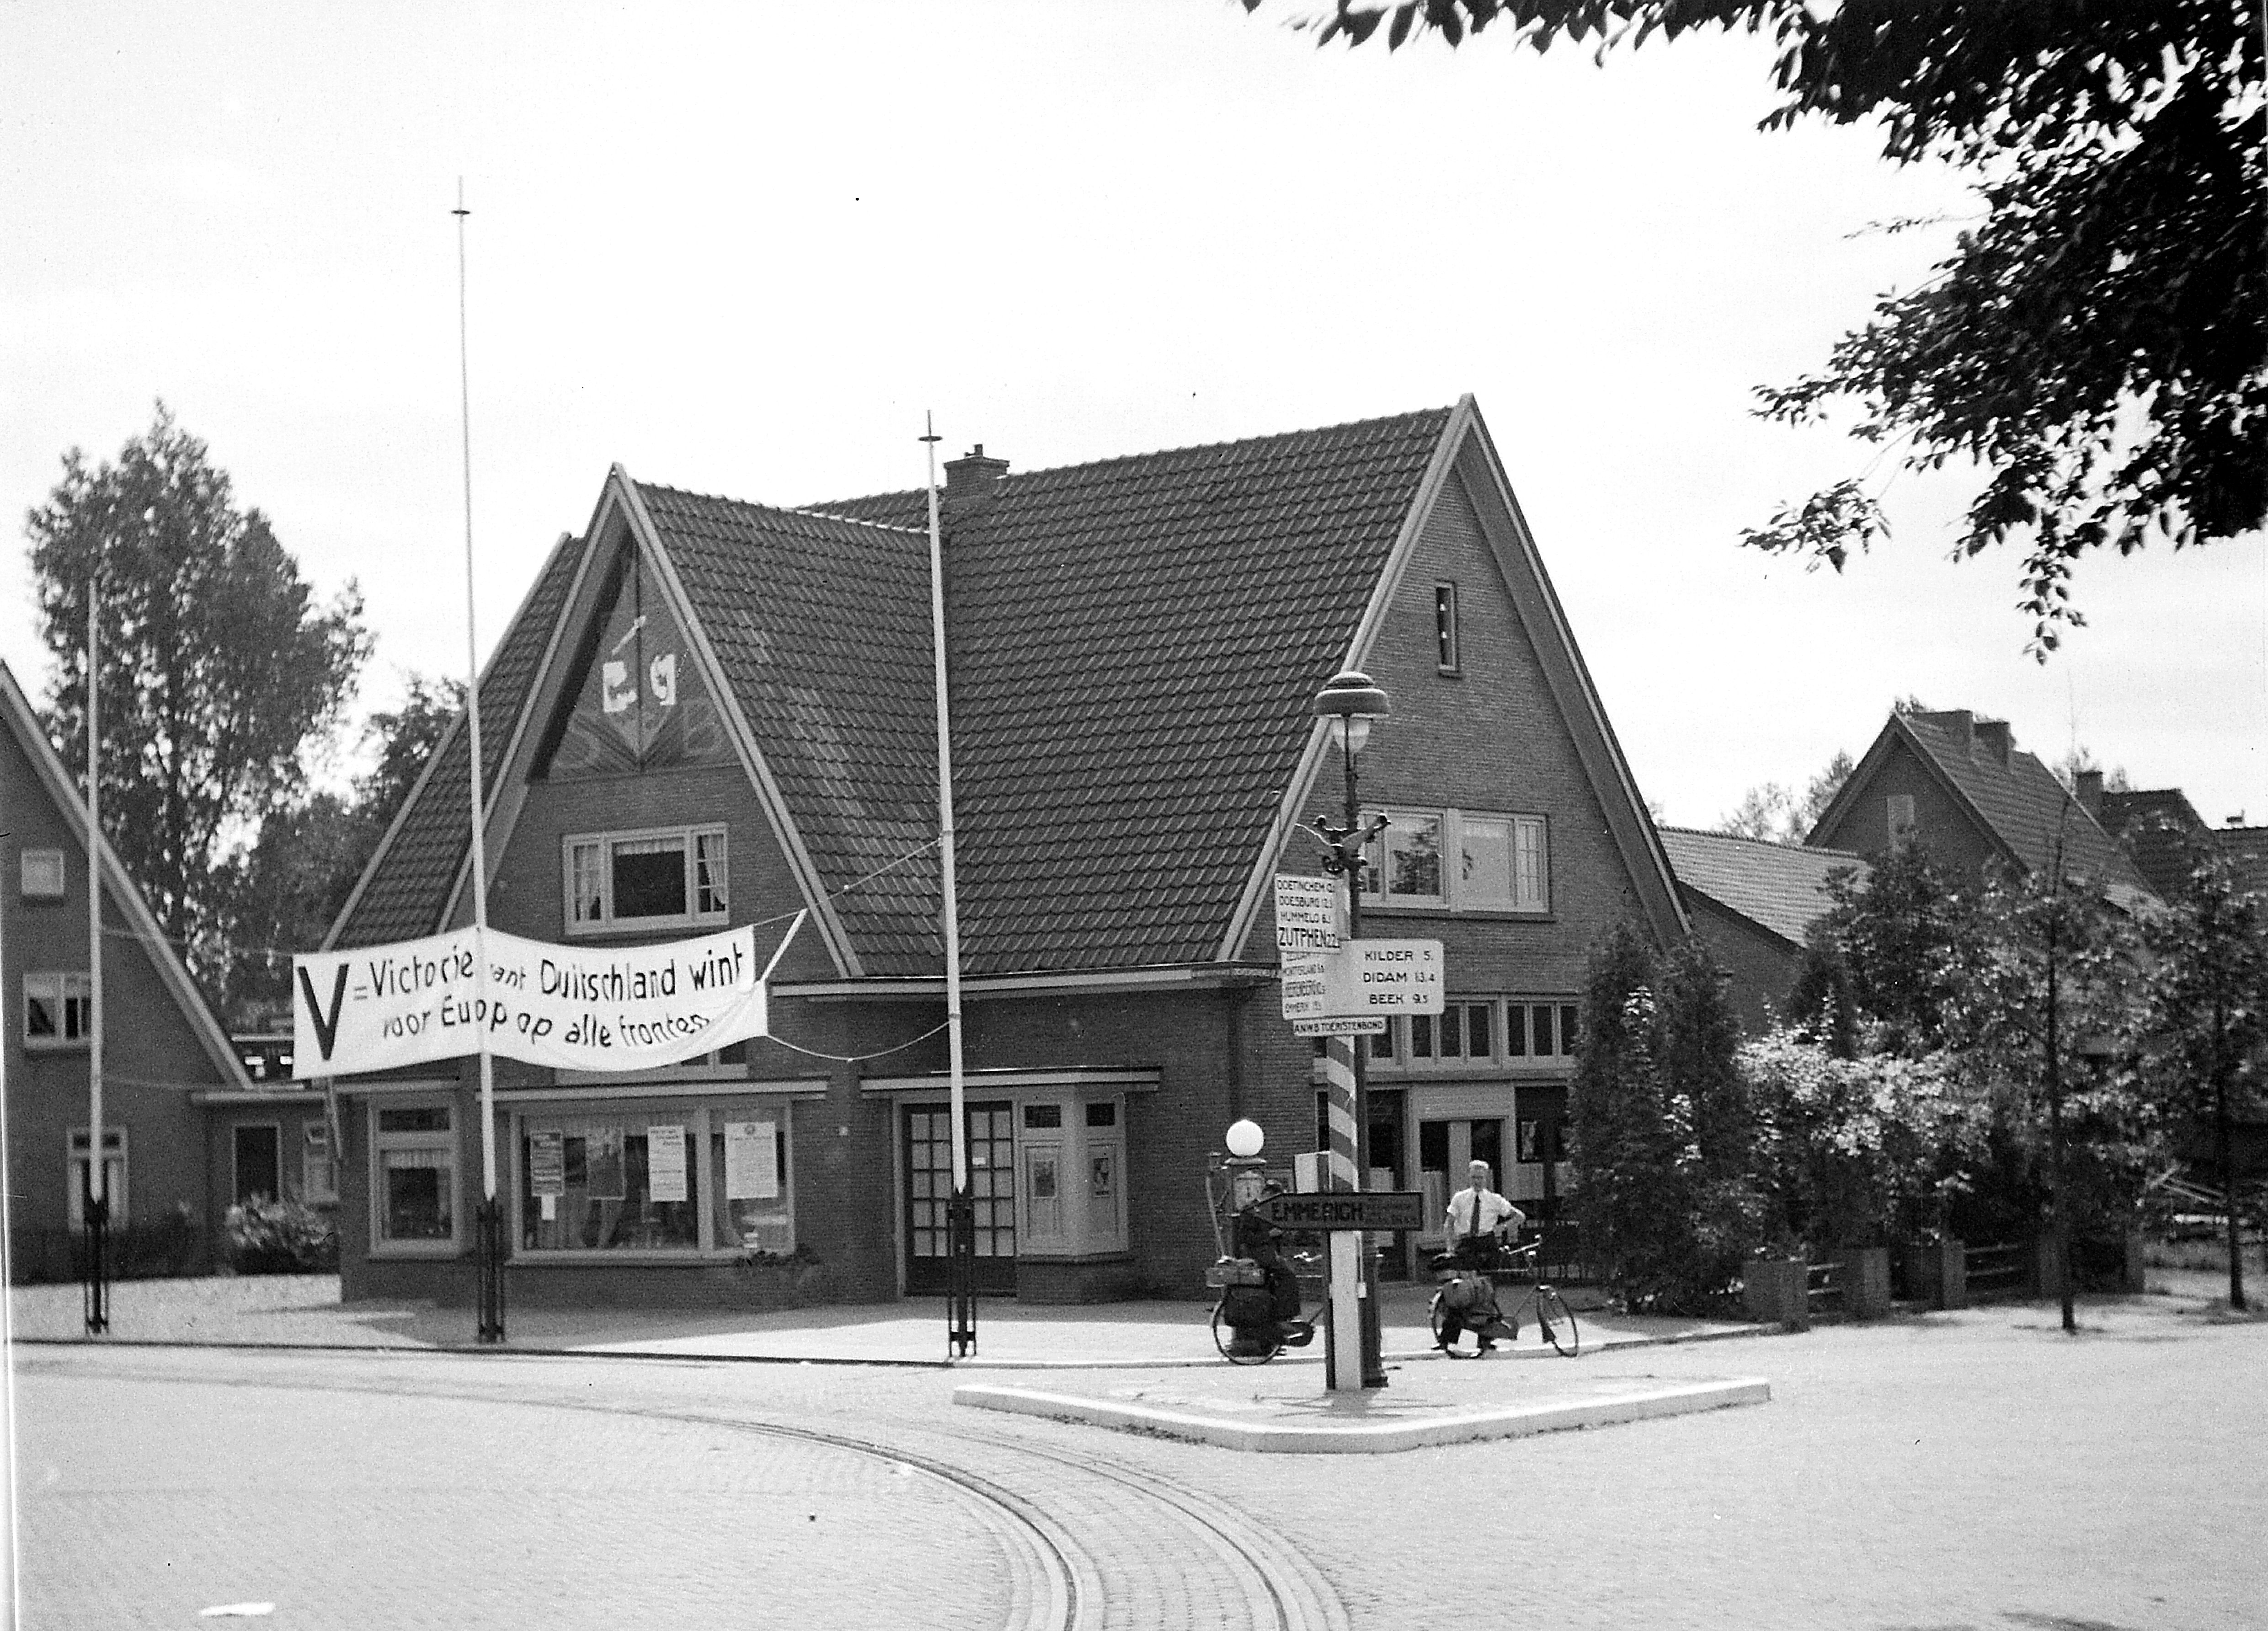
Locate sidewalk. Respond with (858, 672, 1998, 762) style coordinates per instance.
(8, 1273, 1763, 1367)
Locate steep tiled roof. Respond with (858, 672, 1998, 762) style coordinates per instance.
(634, 489, 943, 972)
(331, 535, 584, 949)
(1657, 827, 1865, 948)
(332, 408, 1457, 976)
(2217, 827, 2268, 902)
(2095, 788, 2210, 899)
(1896, 711, 2153, 897)
(808, 407, 1456, 974)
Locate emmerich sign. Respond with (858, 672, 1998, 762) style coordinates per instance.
(294, 919, 795, 1076)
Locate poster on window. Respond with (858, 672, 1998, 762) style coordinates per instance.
(646, 1124, 688, 1202)
(724, 1120, 778, 1200)
(586, 1126, 626, 1201)
(529, 1131, 566, 1196)
(292, 917, 800, 1077)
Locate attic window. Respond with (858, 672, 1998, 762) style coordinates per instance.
(1435, 583, 1460, 674)
(20, 849, 64, 900)
(565, 826, 728, 934)
(1888, 794, 1918, 840)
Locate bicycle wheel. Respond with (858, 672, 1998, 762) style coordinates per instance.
(1535, 1286, 1580, 1356)
(1212, 1301, 1282, 1365)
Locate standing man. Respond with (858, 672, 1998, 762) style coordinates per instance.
(1437, 1160, 1524, 1352)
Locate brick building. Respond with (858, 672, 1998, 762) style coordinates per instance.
(322, 400, 1687, 1307)
(1808, 707, 2155, 906)
(1655, 827, 1866, 1031)
(1, 661, 261, 1280)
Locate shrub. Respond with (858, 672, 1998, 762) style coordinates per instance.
(225, 1196, 338, 1273)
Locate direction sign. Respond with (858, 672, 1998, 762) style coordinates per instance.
(1272, 875, 1340, 954)
(1252, 1191, 1426, 1232)
(1280, 939, 1445, 1022)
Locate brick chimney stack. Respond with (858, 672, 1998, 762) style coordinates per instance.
(943, 444, 1008, 527)
(1972, 719, 2013, 770)
(2074, 769, 2104, 813)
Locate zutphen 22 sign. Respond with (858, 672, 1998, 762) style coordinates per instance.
(293, 924, 771, 1076)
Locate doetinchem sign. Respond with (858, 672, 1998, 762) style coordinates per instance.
(1272, 874, 1340, 953)
(293, 922, 783, 1075)
(1281, 938, 1444, 1020)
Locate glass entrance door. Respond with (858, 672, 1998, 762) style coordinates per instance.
(903, 1102, 1016, 1294)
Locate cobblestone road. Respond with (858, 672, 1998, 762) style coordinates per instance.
(14, 1295, 2263, 1630)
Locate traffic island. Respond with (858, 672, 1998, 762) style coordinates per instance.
(953, 1370, 1769, 1453)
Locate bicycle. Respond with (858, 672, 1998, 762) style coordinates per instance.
(1430, 1236, 1580, 1358)
(1206, 1249, 1324, 1364)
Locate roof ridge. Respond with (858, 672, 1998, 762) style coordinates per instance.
(798, 403, 1457, 509)
(637, 477, 927, 538)
(1658, 823, 1862, 859)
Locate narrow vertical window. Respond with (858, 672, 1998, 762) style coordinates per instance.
(569, 842, 605, 925)
(1513, 817, 1549, 912)
(694, 829, 729, 915)
(1434, 583, 1460, 673)
(1888, 794, 1918, 840)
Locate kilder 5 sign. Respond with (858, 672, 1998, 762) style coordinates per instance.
(1280, 938, 1445, 1023)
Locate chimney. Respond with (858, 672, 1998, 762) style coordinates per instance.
(942, 444, 1008, 526)
(2074, 769, 2104, 813)
(1972, 718, 2013, 770)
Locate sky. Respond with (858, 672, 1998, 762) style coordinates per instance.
(4, 0, 2263, 834)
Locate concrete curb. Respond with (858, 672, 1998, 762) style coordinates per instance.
(952, 1375, 1772, 1453)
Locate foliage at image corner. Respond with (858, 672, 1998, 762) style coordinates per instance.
(1244, 0, 2268, 657)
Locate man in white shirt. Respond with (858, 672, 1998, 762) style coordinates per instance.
(1437, 1160, 1524, 1352)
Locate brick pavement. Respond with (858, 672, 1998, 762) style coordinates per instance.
(14, 1294, 2265, 1629)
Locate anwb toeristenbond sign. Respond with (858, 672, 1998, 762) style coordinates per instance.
(293, 923, 774, 1075)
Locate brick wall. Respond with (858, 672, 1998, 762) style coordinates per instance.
(1682, 894, 1800, 1033)
(1814, 738, 1999, 888)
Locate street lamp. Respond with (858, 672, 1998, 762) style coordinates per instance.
(1312, 668, 1390, 1389)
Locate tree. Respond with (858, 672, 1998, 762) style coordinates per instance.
(213, 673, 463, 1022)
(1958, 855, 2149, 1332)
(1816, 840, 1977, 1055)
(1256, 2, 2267, 653)
(1718, 747, 1853, 843)
(27, 404, 371, 983)
(2135, 836, 2268, 1311)
(1569, 924, 1761, 1311)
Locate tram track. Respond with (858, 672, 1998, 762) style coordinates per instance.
(18, 1346, 1348, 1631)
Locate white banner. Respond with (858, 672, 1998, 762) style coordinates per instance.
(293, 923, 779, 1076)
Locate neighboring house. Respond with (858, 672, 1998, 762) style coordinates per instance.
(1655, 827, 1867, 1032)
(1807, 708, 2156, 906)
(0, 661, 261, 1280)
(322, 398, 1689, 1306)
(2082, 776, 2268, 905)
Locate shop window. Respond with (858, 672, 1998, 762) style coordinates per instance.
(514, 1106, 791, 1256)
(372, 1102, 458, 1251)
(24, 972, 91, 1049)
(20, 849, 64, 900)
(563, 825, 728, 934)
(712, 1115, 791, 1255)
(67, 1128, 126, 1228)
(1365, 809, 1548, 913)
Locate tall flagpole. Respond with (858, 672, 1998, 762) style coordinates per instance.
(455, 179, 503, 1343)
(83, 573, 108, 1334)
(923, 414, 975, 1358)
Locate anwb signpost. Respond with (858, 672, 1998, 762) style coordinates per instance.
(1281, 938, 1443, 1035)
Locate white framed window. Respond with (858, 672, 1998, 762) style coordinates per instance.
(1505, 1000, 1581, 1065)
(1434, 583, 1460, 674)
(513, 1103, 793, 1256)
(370, 1101, 459, 1254)
(1010, 1092, 1126, 1258)
(24, 972, 91, 1049)
(20, 849, 65, 900)
(1373, 998, 1577, 1074)
(67, 1128, 127, 1228)
(1365, 809, 1548, 913)
(563, 824, 729, 934)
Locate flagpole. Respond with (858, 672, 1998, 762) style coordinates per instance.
(455, 179, 503, 1343)
(83, 573, 107, 1335)
(923, 414, 974, 1359)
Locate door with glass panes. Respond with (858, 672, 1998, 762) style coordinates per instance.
(902, 1102, 1016, 1293)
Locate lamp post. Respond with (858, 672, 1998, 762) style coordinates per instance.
(1312, 669, 1390, 1389)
